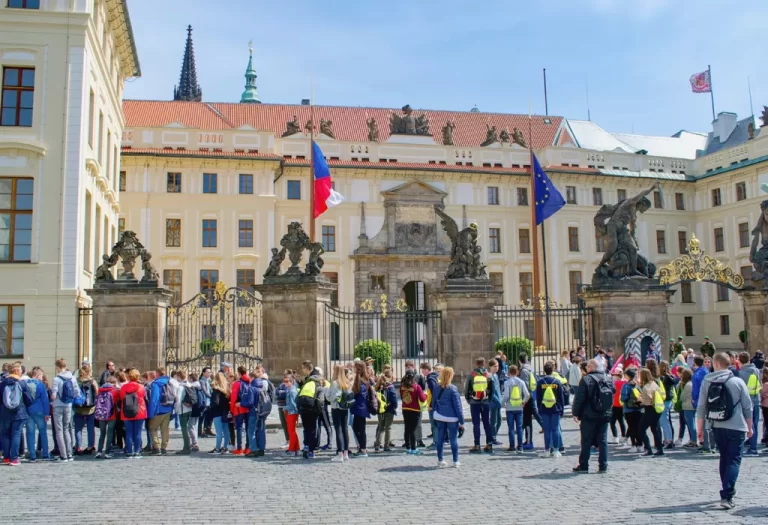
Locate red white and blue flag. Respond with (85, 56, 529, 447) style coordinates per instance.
(312, 140, 344, 218)
(689, 70, 712, 93)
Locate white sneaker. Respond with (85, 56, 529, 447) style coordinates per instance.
(538, 451, 549, 458)
(674, 439, 683, 446)
(608, 437, 618, 445)
(635, 446, 643, 453)
(453, 461, 460, 468)
(280, 442, 289, 449)
(330, 454, 344, 463)
(437, 460, 448, 468)
(553, 451, 562, 458)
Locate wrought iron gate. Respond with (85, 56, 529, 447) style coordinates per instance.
(164, 282, 262, 374)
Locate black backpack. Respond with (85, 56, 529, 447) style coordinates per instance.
(705, 377, 739, 422)
(589, 375, 615, 420)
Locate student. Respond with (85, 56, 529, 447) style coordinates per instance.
(297, 367, 325, 459)
(425, 363, 442, 448)
(51, 358, 78, 462)
(208, 372, 232, 454)
(568, 355, 583, 401)
(229, 366, 252, 455)
(147, 367, 175, 455)
(94, 376, 120, 459)
(186, 372, 203, 452)
(637, 368, 663, 456)
(246, 365, 270, 458)
(24, 367, 51, 462)
(327, 364, 353, 462)
(119, 368, 147, 459)
(502, 365, 530, 452)
(401, 370, 427, 455)
(737, 352, 761, 456)
(519, 353, 541, 451)
(620, 368, 643, 452)
(0, 362, 30, 466)
(73, 366, 98, 455)
(488, 359, 503, 446)
(275, 369, 293, 448)
(679, 369, 697, 447)
(349, 362, 371, 457)
(198, 367, 212, 438)
(283, 374, 300, 457)
(559, 351, 572, 378)
(609, 366, 627, 444)
(464, 357, 495, 454)
(373, 370, 397, 454)
(175, 370, 194, 455)
(659, 361, 679, 449)
(431, 366, 464, 468)
(536, 361, 566, 458)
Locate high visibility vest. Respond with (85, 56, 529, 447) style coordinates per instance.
(656, 379, 667, 400)
(472, 373, 489, 400)
(509, 384, 523, 408)
(747, 372, 761, 396)
(552, 372, 567, 385)
(377, 390, 387, 414)
(299, 380, 316, 399)
(542, 384, 557, 408)
(653, 389, 664, 414)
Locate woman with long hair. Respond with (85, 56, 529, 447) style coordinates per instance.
(327, 364, 352, 462)
(350, 362, 370, 457)
(208, 372, 232, 454)
(373, 370, 397, 453)
(431, 367, 464, 467)
(400, 370, 426, 455)
(679, 368, 697, 447)
(637, 368, 663, 456)
(119, 368, 147, 458)
(658, 361, 678, 448)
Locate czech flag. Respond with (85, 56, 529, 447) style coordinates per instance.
(312, 140, 344, 218)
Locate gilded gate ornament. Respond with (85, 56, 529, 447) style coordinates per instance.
(359, 294, 408, 319)
(658, 234, 744, 288)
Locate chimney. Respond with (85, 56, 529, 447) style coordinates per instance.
(712, 112, 738, 142)
(301, 99, 310, 106)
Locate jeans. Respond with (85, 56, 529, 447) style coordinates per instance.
(26, 413, 49, 460)
(74, 413, 96, 450)
(403, 410, 421, 450)
(610, 406, 626, 438)
(123, 419, 143, 455)
(213, 416, 230, 450)
(659, 401, 673, 442)
(148, 412, 171, 450)
(188, 416, 199, 448)
(180, 413, 191, 451)
(53, 405, 74, 460)
(541, 413, 562, 451)
(248, 412, 266, 451)
(678, 411, 686, 440)
(197, 408, 207, 436)
(470, 403, 492, 446)
(332, 409, 350, 453)
(1, 419, 25, 461)
(436, 420, 459, 463)
(578, 419, 608, 470)
(712, 427, 745, 500)
(286, 412, 300, 452)
(490, 406, 502, 440)
(639, 407, 662, 451)
(234, 414, 248, 450)
(301, 412, 319, 452)
(352, 415, 367, 451)
(278, 408, 289, 442)
(97, 420, 116, 454)
(746, 400, 759, 452)
(683, 410, 697, 442)
(506, 411, 523, 449)
(429, 410, 436, 442)
(374, 412, 393, 449)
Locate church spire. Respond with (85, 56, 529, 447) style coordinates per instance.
(173, 25, 203, 102)
(240, 40, 260, 104)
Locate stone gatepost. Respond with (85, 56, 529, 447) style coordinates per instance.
(740, 289, 768, 354)
(433, 280, 502, 382)
(256, 275, 337, 375)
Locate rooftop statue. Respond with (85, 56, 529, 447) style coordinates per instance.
(320, 119, 335, 138)
(499, 128, 510, 144)
(480, 124, 498, 147)
(390, 105, 431, 136)
(281, 115, 301, 137)
(512, 127, 527, 148)
(442, 121, 455, 145)
(366, 117, 380, 142)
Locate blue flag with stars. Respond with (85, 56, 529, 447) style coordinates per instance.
(533, 153, 565, 225)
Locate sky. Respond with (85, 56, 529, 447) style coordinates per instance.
(123, 0, 768, 137)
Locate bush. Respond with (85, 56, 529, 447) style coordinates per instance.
(199, 338, 222, 355)
(354, 339, 392, 373)
(494, 336, 534, 364)
(739, 330, 748, 348)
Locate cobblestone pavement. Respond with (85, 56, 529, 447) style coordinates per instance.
(2, 417, 767, 525)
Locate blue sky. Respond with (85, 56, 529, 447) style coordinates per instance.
(124, 0, 767, 136)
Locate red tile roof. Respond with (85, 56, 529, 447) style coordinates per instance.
(556, 127, 576, 146)
(121, 147, 281, 160)
(123, 100, 563, 149)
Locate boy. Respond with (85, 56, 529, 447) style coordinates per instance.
(502, 365, 530, 452)
(488, 359, 503, 446)
(464, 357, 495, 453)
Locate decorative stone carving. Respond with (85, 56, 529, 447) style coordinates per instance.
(442, 121, 455, 145)
(140, 250, 159, 283)
(659, 234, 744, 288)
(748, 121, 755, 140)
(94, 231, 156, 285)
(389, 104, 430, 135)
(480, 124, 498, 147)
(761, 106, 768, 128)
(305, 241, 325, 276)
(499, 128, 510, 144)
(749, 200, 768, 283)
(263, 247, 287, 278)
(266, 222, 328, 279)
(593, 181, 660, 280)
(113, 231, 143, 280)
(319, 118, 334, 138)
(434, 205, 487, 279)
(94, 254, 117, 283)
(512, 127, 527, 148)
(304, 119, 315, 134)
(280, 222, 311, 274)
(366, 117, 379, 142)
(281, 115, 301, 137)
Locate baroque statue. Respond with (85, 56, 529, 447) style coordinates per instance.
(512, 127, 526, 148)
(593, 181, 660, 280)
(280, 221, 311, 273)
(499, 128, 510, 144)
(761, 105, 767, 128)
(749, 199, 768, 281)
(281, 115, 301, 137)
(319, 119, 334, 138)
(94, 231, 156, 285)
(263, 247, 287, 278)
(434, 206, 488, 279)
(266, 222, 330, 280)
(481, 124, 498, 147)
(442, 121, 455, 145)
(366, 117, 379, 142)
(140, 250, 159, 283)
(304, 119, 315, 134)
(305, 241, 325, 276)
(94, 254, 117, 283)
(389, 105, 430, 136)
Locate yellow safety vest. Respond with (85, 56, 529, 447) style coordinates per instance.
(299, 380, 316, 399)
(653, 389, 664, 414)
(747, 372, 761, 397)
(510, 384, 523, 408)
(542, 384, 557, 408)
(553, 372, 568, 385)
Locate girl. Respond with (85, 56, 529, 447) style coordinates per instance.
(351, 362, 370, 457)
(373, 370, 397, 453)
(637, 368, 663, 456)
(400, 370, 426, 455)
(559, 351, 571, 378)
(327, 364, 352, 462)
(431, 366, 464, 468)
(658, 361, 678, 448)
(679, 368, 697, 447)
(119, 368, 147, 459)
(74, 366, 98, 455)
(609, 366, 627, 445)
(208, 372, 231, 454)
(94, 376, 120, 459)
(283, 374, 300, 456)
(621, 368, 643, 452)
(568, 356, 583, 401)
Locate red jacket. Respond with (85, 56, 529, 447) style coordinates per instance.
(120, 381, 147, 421)
(97, 385, 120, 421)
(229, 375, 251, 417)
(400, 384, 426, 412)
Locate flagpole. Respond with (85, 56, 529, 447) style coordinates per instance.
(708, 65, 715, 121)
(309, 78, 315, 242)
(528, 106, 544, 350)
(543, 68, 549, 116)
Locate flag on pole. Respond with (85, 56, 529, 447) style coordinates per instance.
(689, 70, 712, 93)
(312, 140, 344, 218)
(533, 153, 565, 225)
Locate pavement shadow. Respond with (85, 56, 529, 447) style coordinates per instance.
(519, 471, 578, 480)
(377, 465, 439, 473)
(633, 501, 723, 514)
(732, 507, 768, 518)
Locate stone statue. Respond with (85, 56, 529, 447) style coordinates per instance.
(280, 221, 311, 274)
(263, 247, 286, 278)
(319, 119, 334, 138)
(305, 242, 325, 276)
(512, 127, 526, 148)
(749, 200, 768, 281)
(761, 106, 768, 128)
(140, 250, 159, 283)
(366, 117, 379, 142)
(594, 181, 660, 279)
(281, 115, 301, 137)
(748, 121, 755, 140)
(390, 105, 430, 135)
(441, 121, 455, 145)
(304, 119, 315, 134)
(112, 230, 144, 280)
(481, 124, 498, 147)
(94, 254, 116, 283)
(499, 128, 510, 144)
(415, 114, 430, 136)
(434, 205, 486, 280)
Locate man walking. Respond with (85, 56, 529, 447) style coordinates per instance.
(571, 359, 615, 473)
(696, 352, 753, 510)
(737, 352, 761, 456)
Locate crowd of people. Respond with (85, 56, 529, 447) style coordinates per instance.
(0, 346, 766, 508)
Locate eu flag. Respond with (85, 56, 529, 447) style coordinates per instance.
(533, 153, 565, 225)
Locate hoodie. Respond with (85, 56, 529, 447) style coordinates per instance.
(248, 377, 267, 414)
(464, 367, 494, 405)
(738, 363, 761, 403)
(536, 375, 566, 415)
(96, 384, 120, 421)
(147, 375, 174, 419)
(0, 375, 29, 421)
(51, 370, 78, 409)
(25, 378, 50, 416)
(691, 366, 708, 409)
(695, 369, 753, 432)
(230, 374, 251, 417)
(176, 380, 200, 415)
(501, 376, 530, 412)
(426, 371, 439, 395)
(350, 378, 369, 418)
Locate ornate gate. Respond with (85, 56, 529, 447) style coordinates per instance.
(164, 282, 262, 374)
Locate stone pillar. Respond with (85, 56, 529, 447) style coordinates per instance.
(255, 276, 337, 375)
(581, 283, 674, 359)
(433, 280, 502, 382)
(740, 289, 768, 355)
(87, 285, 173, 373)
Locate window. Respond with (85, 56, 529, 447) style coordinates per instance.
(97, 112, 103, 163)
(720, 315, 730, 336)
(1, 67, 34, 127)
(653, 191, 663, 209)
(0, 305, 24, 357)
(738, 222, 749, 248)
(370, 275, 385, 291)
(323, 272, 339, 307)
(617, 189, 627, 202)
(681, 282, 692, 303)
(165, 219, 181, 247)
(236, 269, 255, 290)
(489, 227, 501, 253)
(741, 265, 752, 280)
(566, 186, 577, 204)
(678, 231, 687, 254)
(568, 227, 579, 252)
(238, 220, 253, 248)
(0, 178, 33, 262)
(88, 90, 94, 147)
(675, 193, 685, 210)
(489, 272, 503, 292)
(595, 229, 605, 252)
(199, 269, 219, 295)
(519, 272, 533, 305)
(518, 229, 530, 254)
(237, 323, 254, 348)
(716, 285, 729, 302)
(684, 316, 694, 337)
(118, 218, 125, 235)
(203, 173, 217, 194)
(322, 225, 336, 252)
(287, 180, 301, 200)
(523, 320, 535, 341)
(656, 230, 666, 254)
(8, 0, 41, 9)
(592, 188, 603, 206)
(167, 173, 181, 193)
(568, 271, 582, 305)
(163, 270, 182, 304)
(517, 188, 528, 206)
(239, 174, 253, 195)
(119, 171, 126, 192)
(711, 188, 721, 207)
(714, 227, 724, 252)
(736, 182, 747, 202)
(83, 192, 92, 271)
(487, 186, 499, 205)
(202, 219, 217, 247)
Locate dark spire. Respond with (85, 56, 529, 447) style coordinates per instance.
(173, 25, 202, 102)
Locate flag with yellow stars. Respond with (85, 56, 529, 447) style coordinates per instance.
(533, 153, 565, 225)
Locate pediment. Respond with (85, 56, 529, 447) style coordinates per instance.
(164, 121, 187, 129)
(381, 179, 448, 199)
(237, 124, 257, 131)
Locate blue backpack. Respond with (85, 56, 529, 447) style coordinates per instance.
(58, 376, 77, 404)
(2, 381, 23, 410)
(191, 386, 206, 416)
(238, 379, 257, 409)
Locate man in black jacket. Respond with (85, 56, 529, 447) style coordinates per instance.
(571, 359, 614, 473)
(98, 361, 115, 386)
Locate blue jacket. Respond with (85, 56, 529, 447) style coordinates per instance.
(0, 376, 30, 421)
(352, 382, 370, 418)
(535, 375, 566, 415)
(147, 376, 173, 419)
(620, 381, 641, 413)
(426, 372, 439, 395)
(691, 366, 708, 409)
(490, 375, 502, 408)
(383, 384, 398, 415)
(431, 384, 464, 425)
(285, 385, 298, 415)
(25, 378, 49, 416)
(249, 377, 266, 413)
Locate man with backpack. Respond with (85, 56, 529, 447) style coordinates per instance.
(147, 367, 176, 455)
(229, 366, 252, 455)
(296, 369, 325, 458)
(571, 359, 615, 473)
(535, 361, 566, 458)
(736, 352, 761, 457)
(696, 352, 753, 510)
(464, 357, 496, 454)
(0, 362, 30, 466)
(246, 365, 273, 458)
(51, 358, 78, 462)
(519, 353, 542, 451)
